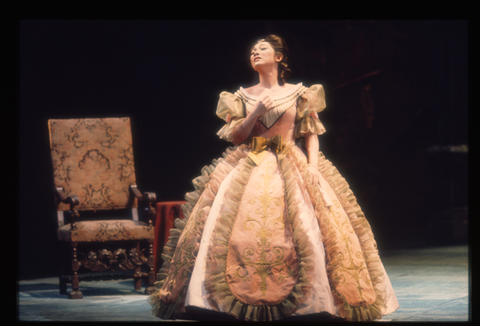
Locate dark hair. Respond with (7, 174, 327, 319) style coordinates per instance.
(253, 34, 292, 85)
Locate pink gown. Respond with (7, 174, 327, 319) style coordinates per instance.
(148, 83, 399, 321)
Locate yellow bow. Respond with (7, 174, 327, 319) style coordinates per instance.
(248, 135, 288, 165)
(251, 135, 284, 154)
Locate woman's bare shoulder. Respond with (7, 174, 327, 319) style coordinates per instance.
(282, 83, 298, 91)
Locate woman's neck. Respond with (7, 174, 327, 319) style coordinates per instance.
(257, 68, 280, 90)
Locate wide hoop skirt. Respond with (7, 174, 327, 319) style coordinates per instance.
(148, 143, 399, 321)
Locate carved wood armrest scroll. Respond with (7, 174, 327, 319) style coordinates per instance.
(129, 185, 157, 227)
(55, 186, 80, 230)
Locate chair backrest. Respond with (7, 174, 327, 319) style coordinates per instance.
(48, 118, 138, 212)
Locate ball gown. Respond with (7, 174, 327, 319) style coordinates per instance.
(148, 83, 399, 321)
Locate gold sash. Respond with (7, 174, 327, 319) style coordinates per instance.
(247, 135, 289, 165)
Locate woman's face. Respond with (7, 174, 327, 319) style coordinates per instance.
(250, 41, 282, 71)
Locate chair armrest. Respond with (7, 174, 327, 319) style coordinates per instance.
(129, 185, 157, 226)
(55, 187, 80, 207)
(129, 185, 156, 204)
(54, 187, 80, 229)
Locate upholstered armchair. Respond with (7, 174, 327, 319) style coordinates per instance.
(48, 117, 157, 299)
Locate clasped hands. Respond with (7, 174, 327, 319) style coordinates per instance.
(251, 89, 275, 118)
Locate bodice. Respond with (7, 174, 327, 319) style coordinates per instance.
(215, 83, 326, 144)
(236, 83, 307, 142)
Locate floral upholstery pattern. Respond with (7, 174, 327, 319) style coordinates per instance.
(48, 118, 137, 211)
(58, 220, 154, 242)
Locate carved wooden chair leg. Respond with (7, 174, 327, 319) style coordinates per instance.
(145, 239, 156, 294)
(134, 266, 142, 291)
(59, 244, 68, 295)
(133, 241, 142, 291)
(69, 242, 83, 299)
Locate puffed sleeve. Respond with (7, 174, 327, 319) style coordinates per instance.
(216, 91, 246, 142)
(294, 84, 327, 138)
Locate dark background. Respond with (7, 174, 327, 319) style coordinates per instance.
(19, 20, 468, 280)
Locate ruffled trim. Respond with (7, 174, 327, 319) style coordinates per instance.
(289, 147, 388, 321)
(294, 115, 326, 138)
(216, 118, 245, 142)
(216, 91, 245, 121)
(148, 145, 250, 320)
(149, 140, 390, 322)
(203, 144, 317, 321)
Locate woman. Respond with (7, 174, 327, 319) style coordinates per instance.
(148, 35, 399, 322)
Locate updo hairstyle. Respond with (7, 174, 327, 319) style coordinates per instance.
(254, 34, 292, 85)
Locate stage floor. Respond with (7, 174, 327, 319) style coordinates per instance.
(17, 245, 469, 322)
